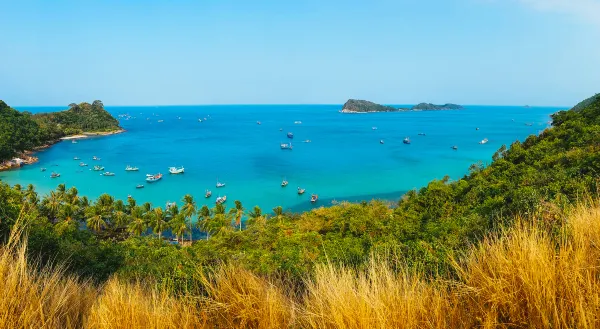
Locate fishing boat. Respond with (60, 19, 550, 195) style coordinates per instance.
(50, 172, 60, 178)
(403, 137, 411, 144)
(73, 157, 80, 160)
(310, 194, 318, 203)
(92, 156, 101, 161)
(146, 173, 163, 183)
(136, 184, 144, 189)
(79, 162, 88, 167)
(216, 180, 226, 188)
(280, 142, 293, 150)
(205, 190, 212, 198)
(216, 195, 227, 205)
(452, 145, 458, 150)
(281, 179, 288, 187)
(93, 165, 104, 171)
(479, 138, 489, 144)
(380, 140, 384, 144)
(287, 132, 294, 139)
(169, 166, 184, 174)
(40, 168, 46, 172)
(102, 172, 115, 176)
(297, 187, 305, 195)
(125, 165, 139, 171)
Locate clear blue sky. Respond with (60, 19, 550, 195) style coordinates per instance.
(1, 0, 599, 106)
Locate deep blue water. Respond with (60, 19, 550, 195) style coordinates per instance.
(0, 105, 560, 213)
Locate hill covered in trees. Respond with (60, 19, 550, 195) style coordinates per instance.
(340, 99, 398, 113)
(0, 100, 121, 162)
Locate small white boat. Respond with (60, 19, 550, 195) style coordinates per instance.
(311, 194, 318, 203)
(380, 140, 384, 144)
(136, 184, 144, 189)
(303, 140, 311, 143)
(169, 166, 184, 174)
(146, 173, 163, 183)
(216, 181, 226, 188)
(372, 127, 377, 130)
(50, 172, 60, 178)
(418, 133, 426, 136)
(403, 137, 411, 144)
(216, 195, 227, 205)
(102, 172, 115, 176)
(79, 162, 88, 167)
(93, 165, 104, 171)
(452, 145, 458, 150)
(92, 156, 101, 161)
(280, 142, 293, 150)
(281, 179, 288, 187)
(73, 157, 80, 160)
(72, 140, 77, 144)
(297, 187, 305, 195)
(125, 165, 139, 171)
(479, 138, 489, 144)
(40, 168, 47, 172)
(158, 120, 164, 123)
(294, 121, 302, 124)
(205, 190, 212, 198)
(198, 119, 202, 122)
(257, 121, 261, 125)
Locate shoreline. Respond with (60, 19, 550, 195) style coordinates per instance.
(0, 129, 125, 172)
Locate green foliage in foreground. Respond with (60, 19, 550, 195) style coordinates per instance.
(1, 94, 599, 291)
(0, 100, 121, 162)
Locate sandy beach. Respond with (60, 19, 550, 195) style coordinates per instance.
(60, 129, 125, 140)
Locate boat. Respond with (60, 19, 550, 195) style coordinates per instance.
(418, 133, 426, 136)
(280, 142, 293, 150)
(146, 174, 154, 177)
(279, 128, 283, 131)
(102, 172, 115, 176)
(92, 156, 101, 161)
(205, 190, 212, 198)
(136, 184, 144, 189)
(294, 121, 302, 124)
(79, 162, 88, 167)
(303, 140, 311, 143)
(281, 179, 288, 187)
(169, 166, 184, 174)
(297, 187, 305, 195)
(380, 140, 384, 144)
(257, 121, 261, 125)
(452, 145, 458, 150)
(216, 195, 227, 205)
(479, 138, 489, 144)
(40, 168, 46, 172)
(372, 127, 377, 130)
(146, 173, 163, 183)
(50, 172, 60, 178)
(310, 194, 318, 203)
(125, 165, 139, 171)
(216, 180, 226, 188)
(198, 119, 202, 122)
(287, 132, 294, 139)
(72, 140, 77, 144)
(93, 165, 104, 171)
(403, 137, 411, 144)
(158, 120, 164, 123)
(476, 128, 480, 130)
(73, 157, 80, 160)
(525, 123, 533, 126)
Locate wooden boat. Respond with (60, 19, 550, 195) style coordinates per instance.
(403, 137, 411, 144)
(136, 184, 144, 189)
(146, 173, 163, 183)
(297, 187, 305, 195)
(216, 195, 227, 205)
(125, 165, 139, 171)
(50, 172, 60, 178)
(281, 179, 288, 187)
(310, 194, 318, 203)
(169, 166, 184, 174)
(205, 190, 212, 198)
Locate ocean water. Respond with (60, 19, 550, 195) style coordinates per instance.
(1, 105, 560, 213)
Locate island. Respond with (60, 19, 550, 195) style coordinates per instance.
(340, 99, 398, 113)
(0, 100, 123, 170)
(409, 103, 464, 111)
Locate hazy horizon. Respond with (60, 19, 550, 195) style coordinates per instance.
(2, 0, 599, 107)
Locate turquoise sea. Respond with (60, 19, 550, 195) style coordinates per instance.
(1, 105, 560, 213)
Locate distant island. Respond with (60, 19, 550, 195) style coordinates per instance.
(340, 99, 398, 113)
(0, 100, 123, 170)
(340, 99, 463, 113)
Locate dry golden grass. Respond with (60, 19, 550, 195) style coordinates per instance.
(4, 201, 600, 328)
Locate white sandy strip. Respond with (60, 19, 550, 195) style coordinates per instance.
(60, 135, 88, 140)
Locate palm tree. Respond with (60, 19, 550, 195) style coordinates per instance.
(181, 195, 197, 242)
(273, 206, 284, 222)
(126, 196, 137, 214)
(85, 206, 106, 233)
(142, 202, 152, 213)
(150, 207, 168, 240)
(24, 184, 38, 206)
(79, 196, 90, 208)
(56, 203, 79, 234)
(197, 205, 212, 240)
(128, 207, 147, 236)
(170, 214, 188, 244)
(248, 205, 266, 227)
(68, 103, 77, 109)
(43, 191, 61, 222)
(229, 200, 244, 231)
(92, 100, 104, 108)
(56, 184, 67, 202)
(66, 187, 79, 205)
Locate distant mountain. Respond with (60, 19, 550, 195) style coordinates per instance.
(340, 99, 397, 113)
(570, 93, 600, 112)
(410, 103, 463, 111)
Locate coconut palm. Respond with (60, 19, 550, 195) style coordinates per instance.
(247, 205, 266, 227)
(229, 200, 244, 231)
(170, 214, 188, 244)
(181, 194, 197, 242)
(150, 207, 168, 239)
(66, 187, 79, 205)
(126, 196, 137, 214)
(128, 207, 147, 236)
(197, 205, 212, 240)
(43, 191, 61, 222)
(85, 206, 106, 233)
(56, 203, 79, 234)
(56, 184, 67, 201)
(24, 184, 38, 206)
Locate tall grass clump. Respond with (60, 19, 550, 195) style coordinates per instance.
(0, 224, 96, 329)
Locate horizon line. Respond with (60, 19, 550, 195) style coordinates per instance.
(13, 103, 570, 108)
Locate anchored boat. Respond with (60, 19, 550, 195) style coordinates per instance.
(310, 194, 318, 203)
(280, 142, 293, 150)
(216, 195, 227, 205)
(93, 165, 104, 171)
(281, 179, 288, 187)
(479, 138, 489, 145)
(297, 187, 306, 195)
(50, 172, 60, 178)
(205, 190, 212, 198)
(403, 137, 411, 144)
(102, 172, 115, 176)
(146, 173, 163, 183)
(125, 165, 139, 171)
(287, 132, 294, 139)
(169, 166, 184, 174)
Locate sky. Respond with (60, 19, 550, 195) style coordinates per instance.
(1, 0, 599, 106)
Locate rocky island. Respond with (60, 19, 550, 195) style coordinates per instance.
(409, 103, 464, 111)
(340, 99, 398, 113)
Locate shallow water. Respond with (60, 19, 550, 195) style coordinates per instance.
(1, 104, 560, 212)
